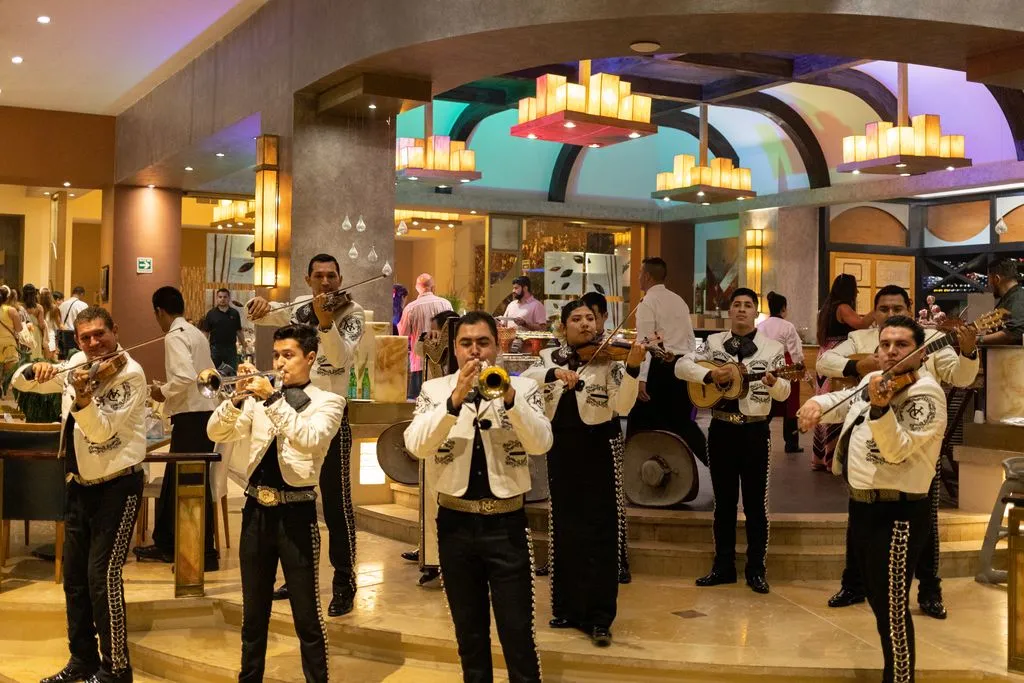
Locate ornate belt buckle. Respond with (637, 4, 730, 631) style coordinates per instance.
(256, 486, 279, 506)
(481, 499, 496, 514)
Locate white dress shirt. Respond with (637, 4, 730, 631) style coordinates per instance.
(159, 317, 216, 417)
(58, 296, 89, 331)
(810, 373, 947, 494)
(397, 292, 453, 372)
(757, 316, 805, 364)
(522, 347, 639, 424)
(635, 284, 696, 381)
(503, 296, 547, 331)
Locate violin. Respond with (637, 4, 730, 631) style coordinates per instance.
(72, 353, 128, 394)
(572, 333, 662, 364)
(863, 369, 918, 404)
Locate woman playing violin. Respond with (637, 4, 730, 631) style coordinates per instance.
(522, 299, 645, 648)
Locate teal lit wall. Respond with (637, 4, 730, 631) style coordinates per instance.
(467, 109, 562, 193)
(396, 101, 469, 138)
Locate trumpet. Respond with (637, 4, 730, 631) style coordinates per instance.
(476, 362, 510, 401)
(197, 368, 281, 400)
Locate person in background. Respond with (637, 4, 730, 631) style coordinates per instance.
(0, 285, 24, 379)
(40, 288, 60, 359)
(812, 274, 877, 471)
(21, 284, 47, 360)
(758, 291, 805, 453)
(982, 259, 1024, 345)
(57, 286, 89, 359)
(397, 274, 453, 399)
(502, 276, 547, 331)
(201, 288, 245, 373)
(392, 284, 408, 335)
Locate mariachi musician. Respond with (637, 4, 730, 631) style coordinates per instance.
(247, 253, 364, 617)
(13, 306, 147, 683)
(522, 299, 644, 647)
(675, 288, 791, 594)
(816, 284, 978, 618)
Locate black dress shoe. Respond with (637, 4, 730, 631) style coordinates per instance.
(548, 617, 574, 629)
(401, 549, 419, 562)
(591, 626, 612, 647)
(919, 599, 948, 619)
(205, 554, 220, 572)
(695, 569, 737, 587)
(746, 575, 770, 594)
(784, 445, 804, 454)
(132, 544, 172, 563)
(827, 588, 866, 608)
(40, 662, 97, 683)
(618, 568, 632, 584)
(328, 594, 354, 617)
(418, 568, 440, 587)
(535, 562, 550, 577)
(271, 584, 290, 601)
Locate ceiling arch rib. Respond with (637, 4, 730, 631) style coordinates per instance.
(985, 85, 1024, 161)
(802, 69, 897, 121)
(450, 103, 508, 141)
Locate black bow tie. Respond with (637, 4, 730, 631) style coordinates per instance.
(283, 386, 312, 412)
(724, 333, 758, 361)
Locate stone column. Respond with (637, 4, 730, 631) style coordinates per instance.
(49, 192, 71, 293)
(101, 185, 183, 378)
(290, 97, 396, 322)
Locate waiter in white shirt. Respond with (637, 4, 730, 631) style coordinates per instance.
(627, 257, 707, 461)
(502, 276, 547, 331)
(57, 285, 89, 359)
(405, 311, 553, 682)
(799, 316, 946, 683)
(397, 273, 453, 398)
(134, 286, 220, 569)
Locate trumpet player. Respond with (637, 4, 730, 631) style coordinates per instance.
(134, 286, 219, 570)
(522, 300, 644, 647)
(207, 324, 344, 683)
(246, 253, 364, 616)
(405, 311, 553, 683)
(12, 307, 147, 683)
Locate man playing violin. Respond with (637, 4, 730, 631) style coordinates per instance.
(817, 285, 978, 618)
(675, 288, 791, 594)
(246, 253, 364, 616)
(798, 316, 947, 683)
(12, 306, 147, 683)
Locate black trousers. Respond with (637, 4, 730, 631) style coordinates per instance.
(64, 470, 144, 682)
(438, 506, 541, 683)
(239, 498, 328, 683)
(626, 357, 708, 463)
(850, 498, 931, 683)
(840, 466, 942, 602)
(151, 411, 217, 561)
(549, 423, 620, 629)
(782, 417, 800, 450)
(318, 409, 355, 596)
(707, 419, 771, 578)
(210, 347, 239, 374)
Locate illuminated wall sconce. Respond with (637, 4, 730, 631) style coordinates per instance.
(253, 135, 280, 288)
(745, 228, 764, 301)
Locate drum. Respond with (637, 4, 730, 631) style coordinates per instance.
(622, 430, 699, 507)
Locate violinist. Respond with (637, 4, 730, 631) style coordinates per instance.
(522, 300, 644, 647)
(11, 306, 147, 683)
(246, 253, 364, 617)
(798, 316, 946, 683)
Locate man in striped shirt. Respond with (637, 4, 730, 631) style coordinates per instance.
(398, 273, 453, 398)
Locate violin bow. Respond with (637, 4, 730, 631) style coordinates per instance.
(573, 299, 646, 377)
(39, 330, 183, 379)
(252, 273, 388, 313)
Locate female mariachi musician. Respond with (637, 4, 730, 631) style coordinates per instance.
(522, 299, 645, 648)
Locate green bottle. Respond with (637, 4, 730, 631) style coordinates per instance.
(347, 366, 357, 399)
(360, 366, 372, 400)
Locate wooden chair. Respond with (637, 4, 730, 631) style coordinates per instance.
(1, 519, 64, 583)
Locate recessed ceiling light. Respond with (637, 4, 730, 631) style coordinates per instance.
(447, 223, 454, 228)
(662, 196, 670, 202)
(895, 163, 907, 168)
(696, 191, 705, 197)
(43, 191, 50, 196)
(628, 132, 641, 139)
(368, 103, 377, 110)
(69, 193, 75, 198)
(184, 166, 194, 171)
(11, 56, 23, 65)
(899, 172, 911, 177)
(526, 133, 537, 140)
(412, 221, 419, 226)
(434, 225, 441, 231)
(701, 202, 710, 206)
(588, 143, 600, 148)
(851, 169, 861, 175)
(420, 227, 426, 232)
(469, 210, 477, 214)
(946, 166, 955, 171)
(630, 40, 661, 54)
(737, 196, 746, 201)
(563, 121, 576, 129)
(215, 152, 225, 157)
(225, 223, 233, 228)
(63, 181, 71, 187)
(218, 226, 223, 230)
(37, 16, 50, 24)
(459, 178, 471, 183)
(409, 176, 419, 181)
(147, 184, 155, 189)
(437, 184, 449, 189)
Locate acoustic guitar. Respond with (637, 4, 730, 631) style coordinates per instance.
(687, 360, 807, 409)
(828, 308, 1010, 391)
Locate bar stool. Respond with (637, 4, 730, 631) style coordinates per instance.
(975, 456, 1024, 584)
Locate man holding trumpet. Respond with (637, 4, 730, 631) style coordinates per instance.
(207, 324, 344, 683)
(405, 311, 553, 683)
(246, 253, 364, 616)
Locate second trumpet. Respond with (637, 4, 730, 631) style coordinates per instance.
(197, 368, 281, 399)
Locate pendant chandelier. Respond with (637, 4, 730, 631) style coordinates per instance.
(838, 64, 971, 176)
(651, 104, 756, 204)
(510, 59, 656, 147)
(211, 199, 255, 230)
(395, 102, 482, 186)
(394, 209, 462, 236)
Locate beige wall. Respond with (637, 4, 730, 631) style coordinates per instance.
(70, 222, 102, 301)
(394, 219, 487, 314)
(0, 186, 50, 287)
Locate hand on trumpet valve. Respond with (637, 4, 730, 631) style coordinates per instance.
(246, 296, 271, 321)
(451, 358, 481, 409)
(796, 400, 823, 433)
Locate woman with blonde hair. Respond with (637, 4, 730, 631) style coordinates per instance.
(40, 288, 59, 359)
(0, 285, 25, 380)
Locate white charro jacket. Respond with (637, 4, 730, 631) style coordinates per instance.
(206, 383, 345, 487)
(11, 350, 148, 482)
(520, 347, 639, 424)
(251, 296, 365, 396)
(816, 327, 978, 388)
(404, 374, 553, 499)
(810, 372, 947, 494)
(674, 329, 791, 417)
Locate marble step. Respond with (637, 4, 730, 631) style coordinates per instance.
(0, 652, 171, 683)
(390, 483, 420, 511)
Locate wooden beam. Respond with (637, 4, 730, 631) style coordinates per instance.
(434, 84, 509, 106)
(650, 105, 740, 165)
(317, 73, 431, 115)
(671, 53, 793, 78)
(967, 43, 1024, 89)
(804, 69, 897, 121)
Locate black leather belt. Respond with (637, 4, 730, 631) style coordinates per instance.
(849, 488, 928, 504)
(711, 411, 768, 425)
(67, 464, 143, 487)
(245, 485, 317, 506)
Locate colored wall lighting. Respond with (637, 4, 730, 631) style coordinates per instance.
(253, 135, 280, 288)
(745, 229, 764, 304)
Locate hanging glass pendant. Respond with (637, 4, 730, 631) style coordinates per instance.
(348, 244, 359, 260)
(356, 215, 367, 232)
(382, 260, 393, 276)
(396, 220, 408, 236)
(342, 215, 353, 231)
(367, 245, 379, 263)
